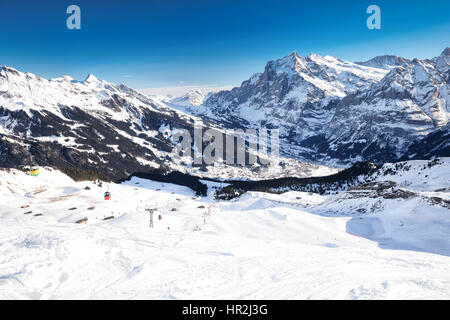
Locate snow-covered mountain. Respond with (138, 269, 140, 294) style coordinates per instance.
(199, 48, 450, 164)
(170, 89, 206, 107)
(305, 51, 450, 163)
(201, 51, 388, 130)
(0, 65, 333, 180)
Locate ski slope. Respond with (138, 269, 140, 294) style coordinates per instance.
(0, 165, 449, 299)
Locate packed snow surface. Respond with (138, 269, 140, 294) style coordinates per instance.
(0, 162, 449, 299)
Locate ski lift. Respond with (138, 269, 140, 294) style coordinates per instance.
(29, 166, 40, 176)
(104, 185, 111, 200)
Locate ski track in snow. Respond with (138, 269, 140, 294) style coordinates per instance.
(0, 166, 449, 299)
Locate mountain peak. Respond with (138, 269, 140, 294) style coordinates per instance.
(84, 73, 99, 83)
(441, 47, 450, 56)
(288, 51, 300, 58)
(270, 51, 305, 73)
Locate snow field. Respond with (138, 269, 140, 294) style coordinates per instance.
(0, 165, 449, 299)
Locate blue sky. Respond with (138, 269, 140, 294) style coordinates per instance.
(0, 0, 449, 94)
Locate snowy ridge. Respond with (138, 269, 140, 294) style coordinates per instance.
(0, 65, 168, 119)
